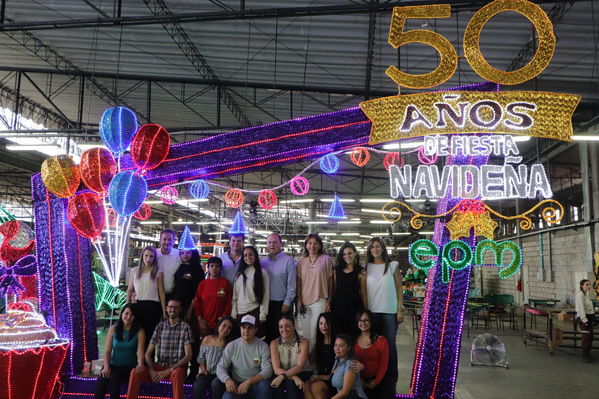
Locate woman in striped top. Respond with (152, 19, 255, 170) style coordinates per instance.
(192, 316, 236, 399)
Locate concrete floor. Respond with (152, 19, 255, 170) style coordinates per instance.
(396, 322, 598, 399)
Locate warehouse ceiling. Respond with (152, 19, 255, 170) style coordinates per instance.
(0, 0, 596, 251)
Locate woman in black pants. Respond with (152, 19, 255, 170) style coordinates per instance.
(94, 303, 146, 399)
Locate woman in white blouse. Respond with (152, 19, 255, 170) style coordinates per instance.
(575, 279, 595, 362)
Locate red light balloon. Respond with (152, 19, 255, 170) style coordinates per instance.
(130, 124, 170, 171)
(258, 190, 277, 210)
(383, 152, 404, 171)
(0, 221, 35, 265)
(67, 192, 106, 239)
(350, 147, 370, 167)
(80, 148, 117, 195)
(134, 203, 152, 221)
(225, 189, 244, 208)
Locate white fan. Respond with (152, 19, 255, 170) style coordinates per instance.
(470, 333, 508, 369)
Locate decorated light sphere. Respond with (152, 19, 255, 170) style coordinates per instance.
(0, 220, 35, 264)
(418, 146, 438, 165)
(134, 203, 152, 221)
(383, 152, 404, 171)
(258, 190, 277, 210)
(159, 185, 179, 205)
(189, 180, 210, 200)
(99, 107, 138, 155)
(80, 148, 117, 195)
(130, 124, 171, 171)
(320, 154, 340, 174)
(225, 188, 244, 208)
(290, 176, 309, 196)
(350, 147, 370, 167)
(41, 155, 81, 198)
(67, 192, 106, 239)
(108, 171, 148, 217)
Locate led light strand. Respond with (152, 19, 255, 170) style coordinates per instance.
(76, 235, 88, 363)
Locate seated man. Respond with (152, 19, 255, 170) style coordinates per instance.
(213, 314, 272, 399)
(127, 298, 193, 399)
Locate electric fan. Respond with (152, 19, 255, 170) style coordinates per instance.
(470, 333, 508, 369)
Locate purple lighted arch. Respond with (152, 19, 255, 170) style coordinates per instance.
(32, 82, 497, 398)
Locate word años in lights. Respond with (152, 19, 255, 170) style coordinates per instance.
(409, 238, 522, 284)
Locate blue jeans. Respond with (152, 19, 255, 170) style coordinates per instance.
(371, 312, 398, 397)
(192, 374, 216, 399)
(210, 377, 226, 399)
(221, 379, 272, 399)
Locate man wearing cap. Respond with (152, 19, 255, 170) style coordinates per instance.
(219, 234, 244, 284)
(127, 298, 193, 399)
(213, 314, 272, 399)
(261, 233, 296, 342)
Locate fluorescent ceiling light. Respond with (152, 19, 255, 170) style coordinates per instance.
(77, 144, 108, 150)
(144, 200, 163, 204)
(349, 240, 365, 244)
(371, 232, 390, 236)
(319, 232, 338, 236)
(6, 144, 61, 151)
(382, 141, 423, 150)
(338, 221, 361, 224)
(254, 230, 272, 235)
(176, 199, 209, 204)
(331, 240, 347, 243)
(305, 221, 328, 225)
(280, 199, 314, 204)
(359, 199, 390, 203)
(172, 221, 192, 225)
(190, 232, 203, 236)
(207, 232, 223, 235)
(199, 209, 216, 217)
(139, 220, 162, 225)
(361, 208, 400, 216)
(196, 222, 213, 225)
(320, 198, 355, 202)
(394, 247, 410, 250)
(369, 220, 393, 224)
(340, 232, 360, 236)
(573, 135, 599, 141)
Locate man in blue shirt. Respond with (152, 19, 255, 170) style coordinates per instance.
(261, 233, 296, 342)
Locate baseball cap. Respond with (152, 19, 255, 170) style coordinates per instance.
(240, 314, 256, 326)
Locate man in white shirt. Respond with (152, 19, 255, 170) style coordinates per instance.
(261, 233, 296, 342)
(156, 229, 180, 302)
(219, 234, 244, 284)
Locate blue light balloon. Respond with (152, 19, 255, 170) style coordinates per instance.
(99, 107, 138, 155)
(320, 154, 340, 174)
(109, 171, 147, 217)
(189, 180, 210, 200)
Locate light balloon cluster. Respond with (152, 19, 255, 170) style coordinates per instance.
(40, 106, 172, 240)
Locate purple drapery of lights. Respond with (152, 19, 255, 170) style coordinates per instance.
(410, 83, 498, 399)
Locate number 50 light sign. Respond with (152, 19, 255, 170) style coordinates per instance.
(386, 0, 555, 89)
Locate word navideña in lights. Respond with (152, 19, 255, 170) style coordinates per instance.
(389, 134, 552, 200)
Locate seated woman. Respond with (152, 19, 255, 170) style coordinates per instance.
(351, 309, 388, 399)
(304, 312, 336, 399)
(192, 316, 236, 399)
(269, 314, 310, 399)
(329, 334, 367, 399)
(95, 303, 146, 399)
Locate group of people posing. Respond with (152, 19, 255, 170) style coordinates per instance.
(95, 229, 405, 399)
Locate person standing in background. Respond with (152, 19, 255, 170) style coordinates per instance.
(331, 242, 366, 335)
(127, 246, 166, 341)
(261, 233, 296, 342)
(576, 279, 595, 362)
(219, 234, 245, 284)
(365, 237, 404, 396)
(296, 233, 333, 352)
(156, 229, 180, 303)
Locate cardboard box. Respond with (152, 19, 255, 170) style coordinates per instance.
(557, 312, 573, 321)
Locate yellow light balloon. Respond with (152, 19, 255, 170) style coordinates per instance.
(41, 155, 81, 198)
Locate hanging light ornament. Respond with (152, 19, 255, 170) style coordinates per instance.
(108, 171, 147, 217)
(159, 185, 179, 205)
(178, 226, 196, 250)
(106, 208, 118, 228)
(418, 146, 438, 165)
(350, 147, 370, 167)
(189, 180, 210, 200)
(290, 176, 310, 196)
(228, 211, 248, 235)
(40, 155, 81, 198)
(99, 107, 138, 155)
(133, 203, 152, 221)
(328, 195, 346, 220)
(320, 154, 340, 174)
(383, 152, 404, 171)
(225, 188, 244, 208)
(258, 190, 277, 210)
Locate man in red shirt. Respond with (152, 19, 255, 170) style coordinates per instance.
(194, 257, 233, 336)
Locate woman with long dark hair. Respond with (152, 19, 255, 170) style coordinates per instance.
(192, 316, 236, 399)
(350, 309, 389, 399)
(173, 248, 204, 320)
(331, 242, 366, 335)
(576, 279, 595, 362)
(364, 237, 404, 396)
(269, 314, 310, 399)
(297, 233, 334, 351)
(94, 303, 146, 399)
(126, 246, 166, 341)
(232, 245, 270, 337)
(304, 312, 336, 399)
